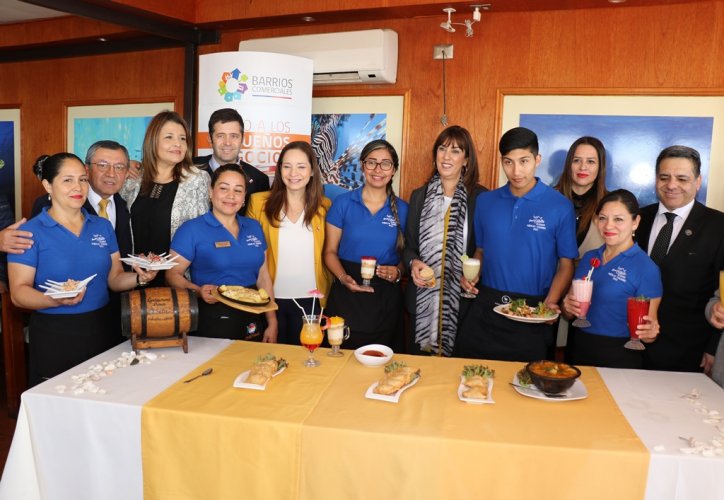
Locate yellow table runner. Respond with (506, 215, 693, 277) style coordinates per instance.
(142, 347, 649, 500)
(301, 355, 649, 500)
(141, 341, 348, 500)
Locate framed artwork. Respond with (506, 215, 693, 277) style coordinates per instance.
(499, 92, 724, 211)
(0, 108, 21, 218)
(312, 94, 405, 197)
(66, 101, 175, 162)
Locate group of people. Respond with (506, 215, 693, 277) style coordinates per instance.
(0, 106, 722, 388)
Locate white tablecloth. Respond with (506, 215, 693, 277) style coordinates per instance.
(0, 337, 230, 500)
(599, 368, 724, 500)
(1, 343, 723, 500)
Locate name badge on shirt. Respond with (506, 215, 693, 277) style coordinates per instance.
(215, 241, 231, 248)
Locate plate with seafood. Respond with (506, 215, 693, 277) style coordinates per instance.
(365, 361, 421, 403)
(493, 299, 559, 324)
(40, 274, 97, 298)
(120, 252, 180, 270)
(233, 354, 287, 391)
(457, 364, 495, 404)
(511, 371, 587, 402)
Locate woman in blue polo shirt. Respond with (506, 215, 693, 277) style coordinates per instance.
(324, 140, 408, 349)
(8, 153, 157, 386)
(167, 164, 277, 342)
(562, 189, 662, 368)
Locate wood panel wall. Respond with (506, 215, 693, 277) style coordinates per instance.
(1, 1, 723, 216)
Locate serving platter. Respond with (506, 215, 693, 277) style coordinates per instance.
(216, 285, 271, 306)
(457, 376, 495, 404)
(211, 289, 278, 314)
(41, 274, 97, 298)
(365, 376, 420, 403)
(233, 365, 286, 391)
(493, 304, 559, 324)
(120, 254, 179, 271)
(511, 373, 587, 402)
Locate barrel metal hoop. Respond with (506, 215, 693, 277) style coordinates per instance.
(172, 289, 180, 333)
(140, 289, 147, 337)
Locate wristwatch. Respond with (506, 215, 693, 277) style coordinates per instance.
(136, 273, 148, 287)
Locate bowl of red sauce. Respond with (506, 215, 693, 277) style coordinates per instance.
(354, 344, 393, 367)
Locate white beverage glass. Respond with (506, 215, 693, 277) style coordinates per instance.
(462, 258, 480, 299)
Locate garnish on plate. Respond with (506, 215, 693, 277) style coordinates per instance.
(374, 361, 420, 395)
(461, 364, 494, 400)
(246, 353, 287, 386)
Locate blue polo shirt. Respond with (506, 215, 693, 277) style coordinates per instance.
(474, 179, 578, 296)
(8, 208, 117, 314)
(326, 187, 409, 265)
(575, 245, 663, 338)
(171, 211, 267, 287)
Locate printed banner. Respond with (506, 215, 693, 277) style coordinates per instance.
(198, 52, 313, 178)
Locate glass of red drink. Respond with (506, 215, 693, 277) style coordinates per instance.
(625, 297, 650, 350)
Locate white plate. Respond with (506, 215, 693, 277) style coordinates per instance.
(511, 373, 588, 402)
(43, 290, 81, 299)
(42, 273, 97, 298)
(233, 365, 286, 390)
(493, 304, 560, 324)
(458, 375, 495, 404)
(365, 375, 420, 403)
(120, 255, 179, 271)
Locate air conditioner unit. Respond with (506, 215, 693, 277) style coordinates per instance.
(238, 29, 398, 85)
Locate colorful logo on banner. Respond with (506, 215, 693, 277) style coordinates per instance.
(218, 69, 249, 102)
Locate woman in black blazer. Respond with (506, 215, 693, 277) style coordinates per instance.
(403, 126, 487, 356)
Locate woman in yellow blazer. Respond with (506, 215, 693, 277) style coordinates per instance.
(247, 141, 331, 344)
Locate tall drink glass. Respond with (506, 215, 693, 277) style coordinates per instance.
(571, 279, 593, 327)
(625, 297, 650, 351)
(462, 258, 480, 299)
(300, 314, 328, 367)
(327, 316, 350, 357)
(360, 256, 377, 287)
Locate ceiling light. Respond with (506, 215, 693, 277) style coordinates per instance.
(440, 8, 456, 33)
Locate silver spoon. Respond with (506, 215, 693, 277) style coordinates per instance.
(184, 367, 213, 383)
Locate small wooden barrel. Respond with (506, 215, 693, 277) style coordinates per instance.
(121, 287, 198, 352)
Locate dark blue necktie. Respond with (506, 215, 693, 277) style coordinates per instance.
(650, 212, 676, 265)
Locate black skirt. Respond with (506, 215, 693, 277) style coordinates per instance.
(28, 305, 119, 387)
(455, 285, 555, 362)
(571, 328, 643, 369)
(324, 259, 403, 350)
(194, 301, 266, 341)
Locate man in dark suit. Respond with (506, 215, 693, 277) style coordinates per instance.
(32, 140, 133, 261)
(192, 108, 270, 214)
(636, 145, 724, 373)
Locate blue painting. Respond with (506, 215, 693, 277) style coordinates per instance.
(311, 113, 386, 197)
(0, 121, 16, 217)
(519, 114, 713, 207)
(73, 116, 153, 161)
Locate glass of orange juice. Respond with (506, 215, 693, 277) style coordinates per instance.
(300, 314, 328, 367)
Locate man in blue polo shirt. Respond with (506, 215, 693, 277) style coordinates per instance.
(456, 127, 578, 361)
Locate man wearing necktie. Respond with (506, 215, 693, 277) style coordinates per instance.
(636, 146, 724, 373)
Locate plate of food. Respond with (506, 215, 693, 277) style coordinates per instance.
(511, 368, 587, 402)
(493, 299, 559, 324)
(233, 354, 288, 390)
(365, 361, 421, 403)
(40, 274, 97, 298)
(458, 364, 495, 404)
(120, 252, 180, 270)
(217, 285, 271, 306)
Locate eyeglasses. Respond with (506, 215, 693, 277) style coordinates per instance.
(362, 159, 394, 171)
(90, 161, 129, 173)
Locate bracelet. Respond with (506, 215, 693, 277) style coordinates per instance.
(136, 273, 148, 287)
(393, 267, 402, 284)
(337, 273, 349, 282)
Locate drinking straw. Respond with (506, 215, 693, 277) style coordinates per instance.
(292, 298, 311, 324)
